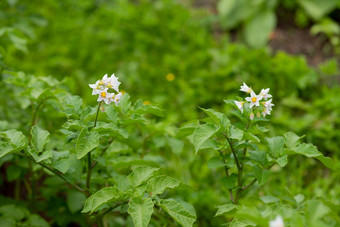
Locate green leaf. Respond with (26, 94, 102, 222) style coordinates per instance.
(284, 131, 302, 150)
(248, 150, 268, 168)
(266, 136, 285, 157)
(27, 214, 49, 227)
(94, 122, 129, 138)
(260, 195, 280, 204)
(146, 175, 180, 196)
(230, 218, 257, 227)
(128, 166, 159, 187)
(128, 197, 154, 227)
(0, 130, 26, 158)
(6, 165, 21, 182)
(199, 107, 230, 129)
(177, 121, 199, 138)
(82, 187, 121, 213)
(299, 0, 337, 21)
(207, 156, 226, 169)
(276, 155, 288, 167)
(160, 199, 196, 227)
(31, 125, 50, 153)
(76, 128, 99, 159)
(244, 10, 276, 48)
(293, 143, 334, 169)
(0, 204, 29, 220)
(67, 191, 86, 213)
(229, 126, 243, 140)
(253, 165, 270, 186)
(27, 147, 52, 163)
(215, 203, 238, 216)
(193, 123, 219, 154)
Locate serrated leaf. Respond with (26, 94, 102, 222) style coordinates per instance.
(82, 187, 121, 213)
(128, 166, 159, 187)
(31, 125, 50, 153)
(147, 175, 180, 196)
(215, 203, 238, 216)
(193, 123, 219, 154)
(284, 131, 302, 150)
(128, 197, 154, 227)
(266, 136, 284, 157)
(160, 199, 196, 227)
(76, 128, 99, 159)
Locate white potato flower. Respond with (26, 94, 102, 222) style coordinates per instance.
(240, 82, 252, 93)
(235, 83, 274, 120)
(269, 215, 284, 227)
(234, 101, 245, 113)
(89, 73, 123, 106)
(245, 90, 263, 108)
(260, 88, 272, 100)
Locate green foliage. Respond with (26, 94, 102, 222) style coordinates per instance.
(1, 0, 340, 226)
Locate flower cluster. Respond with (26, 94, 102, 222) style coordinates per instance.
(89, 74, 122, 106)
(234, 82, 274, 120)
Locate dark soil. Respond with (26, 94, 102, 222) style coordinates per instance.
(192, 0, 337, 66)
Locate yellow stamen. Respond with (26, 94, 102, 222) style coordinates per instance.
(251, 97, 257, 103)
(101, 92, 106, 97)
(99, 80, 104, 85)
(107, 84, 112, 88)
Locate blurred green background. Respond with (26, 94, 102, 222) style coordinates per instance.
(1, 0, 340, 226)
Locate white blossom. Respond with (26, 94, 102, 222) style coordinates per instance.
(89, 73, 123, 106)
(240, 82, 252, 93)
(260, 88, 272, 100)
(234, 101, 245, 113)
(269, 215, 284, 227)
(245, 90, 263, 108)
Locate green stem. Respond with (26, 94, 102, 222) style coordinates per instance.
(16, 153, 86, 195)
(86, 101, 102, 196)
(218, 150, 234, 203)
(223, 133, 242, 204)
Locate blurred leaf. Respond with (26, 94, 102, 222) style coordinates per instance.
(299, 0, 337, 21)
(244, 10, 276, 48)
(293, 143, 334, 169)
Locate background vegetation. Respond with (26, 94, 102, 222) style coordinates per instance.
(1, 0, 339, 226)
